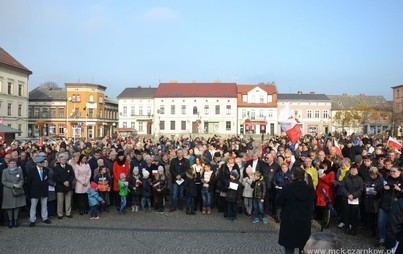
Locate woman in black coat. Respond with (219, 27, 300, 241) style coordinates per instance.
(276, 167, 315, 254)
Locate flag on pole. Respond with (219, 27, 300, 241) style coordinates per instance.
(333, 139, 344, 159)
(387, 137, 402, 150)
(278, 105, 302, 144)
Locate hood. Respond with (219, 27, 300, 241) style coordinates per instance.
(288, 180, 313, 202)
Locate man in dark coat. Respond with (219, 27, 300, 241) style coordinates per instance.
(27, 156, 52, 227)
(385, 197, 403, 253)
(169, 148, 190, 211)
(53, 153, 75, 219)
(276, 167, 315, 254)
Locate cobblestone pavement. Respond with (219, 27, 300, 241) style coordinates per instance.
(0, 208, 376, 254)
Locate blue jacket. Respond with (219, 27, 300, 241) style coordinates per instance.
(87, 188, 103, 207)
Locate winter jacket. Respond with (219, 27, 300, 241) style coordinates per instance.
(242, 177, 254, 198)
(226, 179, 239, 203)
(272, 171, 292, 190)
(1, 167, 26, 209)
(87, 188, 103, 206)
(53, 163, 75, 193)
(305, 166, 318, 190)
(140, 178, 152, 198)
(380, 175, 403, 212)
(385, 197, 403, 249)
(251, 176, 266, 199)
(94, 173, 111, 192)
(261, 161, 280, 190)
(316, 170, 335, 207)
(73, 163, 91, 194)
(113, 159, 129, 192)
(128, 174, 142, 196)
(169, 157, 190, 183)
(184, 173, 197, 197)
(276, 180, 315, 249)
(118, 179, 129, 197)
(363, 175, 384, 213)
(340, 174, 364, 201)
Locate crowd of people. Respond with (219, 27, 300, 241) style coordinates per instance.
(0, 133, 402, 252)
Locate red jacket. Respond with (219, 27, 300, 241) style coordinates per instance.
(112, 161, 129, 191)
(316, 170, 335, 207)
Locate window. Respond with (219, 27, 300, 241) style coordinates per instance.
(147, 106, 151, 116)
(88, 108, 94, 118)
(323, 110, 329, 119)
(226, 105, 231, 115)
(170, 121, 176, 130)
(267, 95, 273, 102)
(131, 106, 135, 116)
(8, 103, 12, 115)
(171, 105, 175, 115)
(242, 95, 247, 102)
(123, 106, 127, 116)
(181, 121, 186, 130)
(139, 106, 143, 116)
(242, 109, 246, 118)
(42, 107, 49, 118)
(251, 95, 255, 103)
(268, 109, 273, 118)
(58, 124, 65, 135)
(215, 105, 220, 115)
(34, 107, 39, 117)
(259, 109, 264, 118)
(131, 122, 135, 128)
(28, 107, 31, 117)
(160, 121, 165, 130)
(307, 110, 312, 118)
(250, 109, 255, 119)
(123, 122, 127, 128)
(159, 105, 165, 114)
(193, 106, 198, 115)
(89, 95, 94, 102)
(18, 124, 22, 135)
(259, 95, 264, 103)
(58, 108, 64, 118)
(204, 105, 209, 115)
(71, 94, 81, 102)
(51, 108, 56, 117)
(99, 110, 102, 118)
(18, 84, 23, 96)
(18, 104, 22, 116)
(226, 121, 231, 130)
(181, 105, 186, 115)
(8, 82, 12, 95)
(314, 110, 320, 119)
(138, 122, 143, 131)
(73, 108, 80, 117)
(49, 124, 55, 135)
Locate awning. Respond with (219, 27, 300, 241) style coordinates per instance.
(243, 121, 267, 126)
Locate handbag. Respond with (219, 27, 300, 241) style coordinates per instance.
(12, 188, 25, 197)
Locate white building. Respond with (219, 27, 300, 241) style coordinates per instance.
(117, 87, 157, 135)
(0, 47, 32, 137)
(154, 82, 238, 136)
(237, 83, 278, 135)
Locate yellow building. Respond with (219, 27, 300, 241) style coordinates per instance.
(28, 83, 118, 140)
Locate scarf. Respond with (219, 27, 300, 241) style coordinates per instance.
(338, 167, 350, 182)
(8, 167, 18, 175)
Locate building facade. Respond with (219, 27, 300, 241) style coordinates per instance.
(154, 82, 238, 136)
(28, 83, 118, 139)
(0, 47, 32, 137)
(328, 94, 392, 135)
(392, 85, 403, 136)
(117, 87, 157, 136)
(237, 83, 278, 135)
(278, 92, 332, 135)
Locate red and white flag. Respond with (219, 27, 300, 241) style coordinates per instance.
(278, 105, 302, 143)
(387, 137, 402, 150)
(333, 139, 344, 159)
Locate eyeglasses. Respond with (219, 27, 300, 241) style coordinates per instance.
(391, 171, 398, 173)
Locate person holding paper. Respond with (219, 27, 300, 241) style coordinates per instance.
(340, 163, 363, 235)
(169, 149, 190, 212)
(226, 170, 240, 221)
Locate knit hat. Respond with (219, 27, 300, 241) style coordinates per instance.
(117, 150, 125, 157)
(158, 165, 164, 173)
(90, 181, 97, 190)
(133, 166, 139, 174)
(143, 170, 150, 179)
(120, 173, 126, 180)
(231, 169, 239, 178)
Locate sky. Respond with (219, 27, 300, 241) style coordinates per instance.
(1, 0, 402, 100)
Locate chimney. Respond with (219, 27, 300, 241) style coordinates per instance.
(297, 91, 302, 94)
(309, 91, 315, 94)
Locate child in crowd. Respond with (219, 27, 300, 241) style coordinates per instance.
(87, 182, 105, 219)
(141, 170, 152, 212)
(242, 166, 254, 217)
(201, 163, 215, 215)
(152, 166, 168, 212)
(118, 173, 129, 215)
(94, 166, 111, 213)
(184, 167, 197, 215)
(226, 169, 240, 221)
(251, 171, 267, 224)
(129, 167, 142, 212)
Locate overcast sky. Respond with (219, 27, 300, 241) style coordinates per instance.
(1, 0, 402, 100)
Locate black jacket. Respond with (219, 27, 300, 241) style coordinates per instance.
(341, 174, 364, 200)
(27, 166, 50, 198)
(53, 163, 75, 193)
(385, 198, 403, 249)
(201, 171, 216, 192)
(184, 173, 197, 197)
(169, 157, 190, 183)
(276, 180, 315, 249)
(261, 161, 280, 190)
(380, 175, 403, 212)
